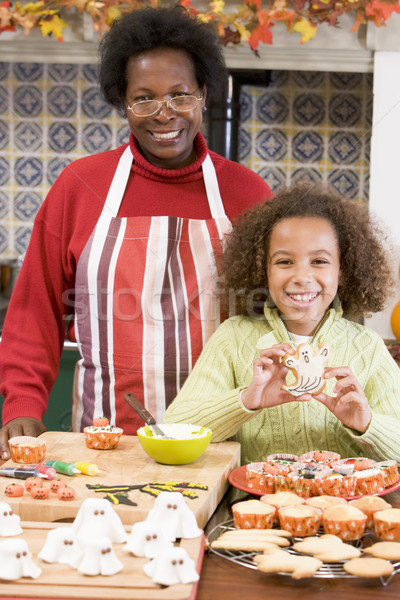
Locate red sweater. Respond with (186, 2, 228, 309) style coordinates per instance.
(0, 132, 272, 426)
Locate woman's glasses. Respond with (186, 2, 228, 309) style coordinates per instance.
(127, 95, 203, 117)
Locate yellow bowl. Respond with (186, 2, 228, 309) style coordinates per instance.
(137, 424, 212, 465)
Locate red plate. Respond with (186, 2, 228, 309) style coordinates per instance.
(228, 464, 400, 501)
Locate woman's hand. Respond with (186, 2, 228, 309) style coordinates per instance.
(241, 344, 311, 410)
(313, 367, 372, 433)
(0, 417, 47, 461)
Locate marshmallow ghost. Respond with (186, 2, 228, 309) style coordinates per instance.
(144, 547, 200, 586)
(38, 526, 83, 566)
(125, 521, 173, 558)
(0, 539, 41, 580)
(72, 498, 128, 543)
(145, 492, 202, 542)
(0, 502, 23, 536)
(71, 535, 123, 576)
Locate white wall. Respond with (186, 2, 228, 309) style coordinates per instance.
(366, 51, 400, 339)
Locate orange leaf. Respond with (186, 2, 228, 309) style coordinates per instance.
(248, 23, 273, 51)
(350, 8, 366, 32)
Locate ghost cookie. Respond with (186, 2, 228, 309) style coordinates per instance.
(281, 342, 330, 397)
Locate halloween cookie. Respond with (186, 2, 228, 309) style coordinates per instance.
(281, 342, 330, 397)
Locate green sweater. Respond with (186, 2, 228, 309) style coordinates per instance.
(164, 304, 400, 465)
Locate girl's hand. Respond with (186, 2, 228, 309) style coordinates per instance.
(313, 367, 372, 433)
(241, 344, 311, 410)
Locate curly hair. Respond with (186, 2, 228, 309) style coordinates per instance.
(99, 4, 227, 113)
(220, 185, 395, 321)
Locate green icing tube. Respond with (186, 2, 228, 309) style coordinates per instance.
(43, 459, 80, 476)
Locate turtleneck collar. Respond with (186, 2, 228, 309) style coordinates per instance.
(128, 131, 209, 182)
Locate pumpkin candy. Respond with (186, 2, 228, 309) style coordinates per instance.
(92, 416, 109, 427)
(31, 484, 50, 499)
(57, 486, 76, 501)
(25, 477, 44, 492)
(5, 483, 24, 497)
(50, 478, 66, 493)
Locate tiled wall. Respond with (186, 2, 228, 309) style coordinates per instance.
(0, 63, 372, 259)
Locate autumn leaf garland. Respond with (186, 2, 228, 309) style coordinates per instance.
(1, 0, 399, 48)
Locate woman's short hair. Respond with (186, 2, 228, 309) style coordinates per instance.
(99, 5, 227, 112)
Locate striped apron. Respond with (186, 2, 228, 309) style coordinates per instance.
(72, 146, 231, 433)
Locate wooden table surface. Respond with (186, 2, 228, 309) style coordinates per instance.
(197, 486, 400, 600)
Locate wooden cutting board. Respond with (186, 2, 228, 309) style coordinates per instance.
(1, 432, 240, 527)
(0, 521, 204, 600)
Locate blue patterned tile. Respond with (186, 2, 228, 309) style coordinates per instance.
(48, 86, 77, 118)
(82, 123, 112, 153)
(0, 85, 8, 114)
(0, 63, 8, 80)
(257, 91, 288, 124)
(329, 94, 361, 127)
(15, 226, 33, 254)
(0, 119, 8, 149)
(117, 125, 130, 147)
(0, 225, 8, 253)
(328, 169, 359, 198)
(328, 132, 361, 164)
(48, 64, 78, 82)
(47, 157, 71, 185)
(238, 128, 251, 160)
(291, 167, 322, 186)
(256, 129, 288, 161)
(330, 72, 362, 90)
(15, 121, 43, 152)
(13, 63, 43, 82)
(14, 191, 42, 220)
(292, 71, 324, 88)
(269, 71, 289, 87)
(0, 191, 8, 218)
(293, 93, 325, 125)
(0, 156, 9, 185)
(257, 166, 286, 192)
(240, 89, 252, 122)
(14, 85, 43, 117)
(48, 122, 77, 153)
(292, 131, 323, 162)
(82, 88, 112, 119)
(82, 64, 99, 83)
(15, 157, 43, 187)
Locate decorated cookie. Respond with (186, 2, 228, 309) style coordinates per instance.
(281, 342, 330, 397)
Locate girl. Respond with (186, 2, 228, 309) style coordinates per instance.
(164, 186, 400, 464)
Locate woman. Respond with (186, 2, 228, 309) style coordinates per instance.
(0, 5, 272, 459)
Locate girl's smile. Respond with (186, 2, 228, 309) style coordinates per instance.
(267, 217, 341, 336)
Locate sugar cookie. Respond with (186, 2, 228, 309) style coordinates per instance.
(292, 534, 343, 555)
(364, 541, 400, 561)
(343, 557, 394, 578)
(281, 342, 330, 397)
(255, 549, 322, 579)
